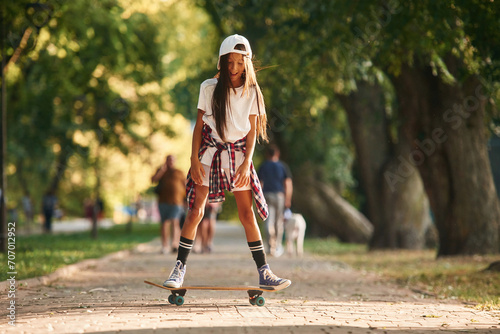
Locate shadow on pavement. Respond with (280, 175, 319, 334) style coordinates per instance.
(89, 326, 499, 334)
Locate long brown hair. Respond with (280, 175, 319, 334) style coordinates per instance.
(211, 44, 268, 143)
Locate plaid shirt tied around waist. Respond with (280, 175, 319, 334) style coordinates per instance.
(186, 125, 269, 221)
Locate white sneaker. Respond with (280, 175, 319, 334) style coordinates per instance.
(163, 260, 186, 288)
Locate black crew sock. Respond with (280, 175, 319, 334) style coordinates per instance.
(177, 236, 194, 265)
(248, 240, 267, 268)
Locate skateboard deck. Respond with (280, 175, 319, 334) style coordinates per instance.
(144, 280, 279, 306)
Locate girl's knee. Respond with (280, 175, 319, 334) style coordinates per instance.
(188, 207, 205, 222)
(238, 208, 255, 224)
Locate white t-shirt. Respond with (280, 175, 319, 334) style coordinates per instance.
(197, 78, 266, 168)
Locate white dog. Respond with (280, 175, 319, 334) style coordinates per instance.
(284, 212, 307, 257)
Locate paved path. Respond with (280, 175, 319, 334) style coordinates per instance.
(1, 222, 499, 333)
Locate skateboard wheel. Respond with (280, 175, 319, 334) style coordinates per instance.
(175, 296, 184, 306)
(249, 298, 256, 305)
(168, 294, 175, 304)
(255, 296, 265, 307)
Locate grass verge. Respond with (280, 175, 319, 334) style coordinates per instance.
(305, 238, 500, 310)
(0, 223, 159, 282)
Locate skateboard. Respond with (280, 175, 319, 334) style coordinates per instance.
(144, 280, 278, 306)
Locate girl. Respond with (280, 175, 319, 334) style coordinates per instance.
(163, 34, 291, 290)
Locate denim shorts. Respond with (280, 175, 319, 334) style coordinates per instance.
(158, 203, 183, 223)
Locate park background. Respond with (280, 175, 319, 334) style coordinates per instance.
(1, 0, 500, 301)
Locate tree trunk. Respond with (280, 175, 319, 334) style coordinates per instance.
(293, 165, 373, 243)
(48, 146, 71, 194)
(15, 158, 29, 196)
(379, 146, 432, 249)
(15, 158, 33, 234)
(339, 81, 432, 249)
(391, 58, 500, 255)
(91, 153, 101, 239)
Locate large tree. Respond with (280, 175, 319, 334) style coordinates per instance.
(369, 1, 500, 255)
(338, 81, 432, 249)
(307, 0, 500, 254)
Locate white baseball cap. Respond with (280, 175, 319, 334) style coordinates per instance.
(217, 34, 252, 70)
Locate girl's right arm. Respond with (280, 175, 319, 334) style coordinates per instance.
(190, 109, 206, 185)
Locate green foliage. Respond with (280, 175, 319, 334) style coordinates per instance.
(0, 223, 159, 281)
(3, 0, 177, 217)
(158, 1, 219, 120)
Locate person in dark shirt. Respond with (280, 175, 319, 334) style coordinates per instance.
(42, 191, 58, 233)
(258, 144, 293, 257)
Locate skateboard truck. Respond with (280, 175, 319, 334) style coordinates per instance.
(166, 288, 266, 306)
(167, 289, 187, 306)
(247, 290, 265, 306)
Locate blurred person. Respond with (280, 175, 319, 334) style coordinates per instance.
(21, 192, 34, 232)
(134, 194, 146, 222)
(84, 198, 94, 221)
(152, 154, 185, 254)
(194, 202, 221, 253)
(258, 144, 293, 257)
(85, 196, 104, 221)
(41, 190, 58, 233)
(95, 195, 104, 220)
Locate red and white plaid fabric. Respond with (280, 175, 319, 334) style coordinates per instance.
(186, 125, 269, 221)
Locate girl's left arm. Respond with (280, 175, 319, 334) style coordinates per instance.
(234, 115, 257, 187)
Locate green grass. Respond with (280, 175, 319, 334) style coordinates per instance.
(305, 238, 500, 310)
(0, 223, 159, 282)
